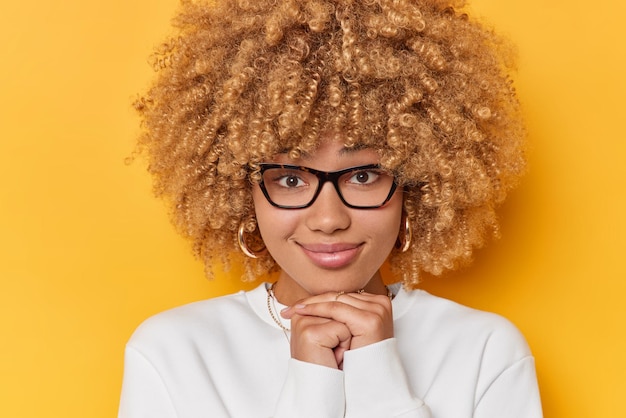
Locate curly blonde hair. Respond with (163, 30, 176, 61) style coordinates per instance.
(135, 0, 526, 287)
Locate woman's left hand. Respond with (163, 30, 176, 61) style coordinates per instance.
(281, 291, 394, 358)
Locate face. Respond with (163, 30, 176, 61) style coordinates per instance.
(252, 137, 403, 303)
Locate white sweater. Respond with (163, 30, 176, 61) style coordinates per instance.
(118, 283, 542, 417)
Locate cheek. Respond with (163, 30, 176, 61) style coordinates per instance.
(252, 186, 296, 244)
(371, 195, 403, 246)
(378, 214, 402, 246)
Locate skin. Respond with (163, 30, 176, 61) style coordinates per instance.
(251, 136, 403, 369)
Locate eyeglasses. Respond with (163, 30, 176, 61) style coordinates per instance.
(257, 163, 398, 209)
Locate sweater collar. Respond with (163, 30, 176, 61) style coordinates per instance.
(245, 281, 416, 331)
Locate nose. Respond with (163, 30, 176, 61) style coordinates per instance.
(304, 181, 351, 234)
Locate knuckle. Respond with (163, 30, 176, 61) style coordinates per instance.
(299, 326, 317, 340)
(331, 301, 344, 311)
(375, 294, 392, 307)
(366, 299, 386, 315)
(362, 312, 383, 330)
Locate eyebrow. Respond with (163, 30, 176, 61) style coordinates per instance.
(338, 146, 362, 155)
(271, 144, 373, 166)
(298, 145, 363, 160)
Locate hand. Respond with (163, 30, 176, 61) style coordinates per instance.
(281, 292, 394, 369)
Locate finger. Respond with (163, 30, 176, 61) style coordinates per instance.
(345, 291, 394, 303)
(291, 315, 352, 348)
(290, 300, 384, 327)
(334, 343, 349, 370)
(290, 315, 352, 368)
(280, 291, 390, 318)
(281, 292, 391, 319)
(333, 291, 393, 310)
(291, 300, 394, 347)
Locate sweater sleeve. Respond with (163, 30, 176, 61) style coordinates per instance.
(472, 314, 543, 418)
(273, 358, 345, 418)
(118, 346, 178, 418)
(342, 338, 431, 418)
(474, 356, 542, 418)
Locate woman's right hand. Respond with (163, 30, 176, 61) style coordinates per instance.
(288, 311, 352, 369)
(283, 291, 394, 369)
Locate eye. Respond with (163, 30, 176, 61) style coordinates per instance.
(347, 169, 380, 185)
(277, 174, 306, 188)
(269, 169, 309, 189)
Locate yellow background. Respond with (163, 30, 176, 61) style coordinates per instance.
(1, 0, 624, 416)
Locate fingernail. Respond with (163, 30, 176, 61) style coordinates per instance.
(294, 304, 306, 309)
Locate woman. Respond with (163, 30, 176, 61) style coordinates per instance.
(119, 0, 542, 416)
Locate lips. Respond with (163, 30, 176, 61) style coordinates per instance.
(298, 242, 363, 269)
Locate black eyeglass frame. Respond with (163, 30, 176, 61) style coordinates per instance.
(257, 163, 398, 209)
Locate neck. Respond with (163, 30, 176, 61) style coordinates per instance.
(272, 270, 387, 306)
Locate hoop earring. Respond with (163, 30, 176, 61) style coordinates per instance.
(397, 216, 412, 253)
(238, 221, 267, 258)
